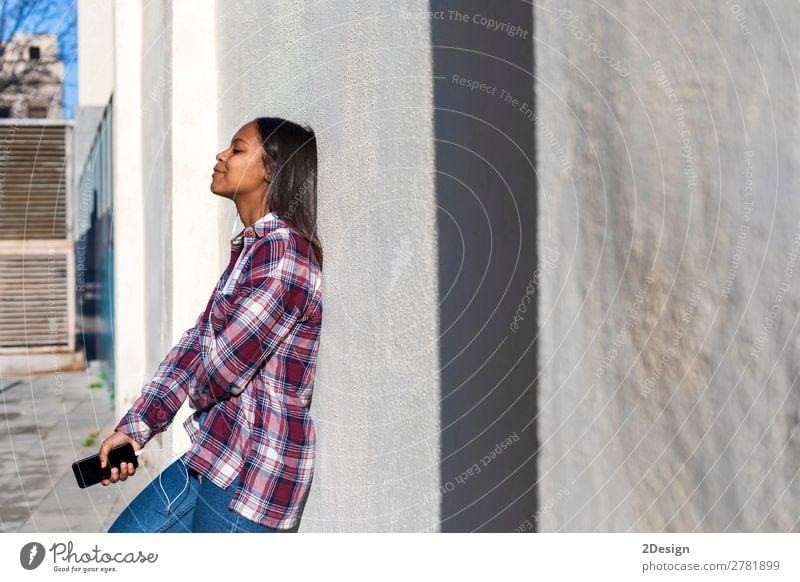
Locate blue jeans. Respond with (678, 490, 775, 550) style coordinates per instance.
(107, 411, 277, 533)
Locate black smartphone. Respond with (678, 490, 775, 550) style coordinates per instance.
(72, 442, 139, 489)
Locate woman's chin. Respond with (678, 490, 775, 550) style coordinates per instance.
(209, 186, 233, 199)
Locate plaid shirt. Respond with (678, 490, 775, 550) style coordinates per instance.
(115, 211, 322, 530)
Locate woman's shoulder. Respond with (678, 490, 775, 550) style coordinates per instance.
(259, 226, 320, 273)
(247, 227, 320, 310)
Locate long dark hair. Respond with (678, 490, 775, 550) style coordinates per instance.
(253, 116, 323, 270)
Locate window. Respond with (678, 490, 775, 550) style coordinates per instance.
(28, 106, 47, 118)
(0, 107, 10, 118)
(29, 46, 40, 60)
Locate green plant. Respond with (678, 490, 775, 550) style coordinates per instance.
(82, 430, 100, 447)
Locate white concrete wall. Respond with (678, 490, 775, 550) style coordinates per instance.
(536, 0, 800, 531)
(110, 0, 440, 530)
(111, 0, 148, 462)
(113, 0, 226, 468)
(215, 1, 439, 530)
(77, 0, 113, 107)
(164, 1, 225, 456)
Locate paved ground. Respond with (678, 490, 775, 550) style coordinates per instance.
(0, 365, 154, 532)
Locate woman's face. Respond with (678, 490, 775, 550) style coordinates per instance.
(211, 121, 270, 201)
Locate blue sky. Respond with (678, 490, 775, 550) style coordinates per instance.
(4, 0, 78, 119)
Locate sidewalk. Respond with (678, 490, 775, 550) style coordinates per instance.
(0, 367, 154, 532)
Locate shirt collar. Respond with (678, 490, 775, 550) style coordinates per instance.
(230, 210, 283, 244)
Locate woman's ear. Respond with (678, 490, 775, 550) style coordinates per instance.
(264, 166, 272, 184)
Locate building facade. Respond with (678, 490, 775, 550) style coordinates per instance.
(0, 32, 64, 119)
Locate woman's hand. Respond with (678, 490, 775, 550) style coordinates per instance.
(98, 431, 143, 486)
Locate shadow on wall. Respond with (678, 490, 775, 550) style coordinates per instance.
(431, 0, 538, 532)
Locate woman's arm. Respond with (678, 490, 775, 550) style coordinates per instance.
(114, 231, 309, 446)
(113, 302, 211, 448)
(187, 231, 310, 411)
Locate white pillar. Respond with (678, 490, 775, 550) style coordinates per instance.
(167, 0, 224, 455)
(111, 0, 146, 451)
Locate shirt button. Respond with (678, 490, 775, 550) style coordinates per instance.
(246, 227, 254, 235)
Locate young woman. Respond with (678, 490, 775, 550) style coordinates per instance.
(100, 117, 323, 533)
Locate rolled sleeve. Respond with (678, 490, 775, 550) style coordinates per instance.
(114, 409, 154, 449)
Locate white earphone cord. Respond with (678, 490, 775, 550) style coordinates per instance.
(130, 447, 192, 515)
(135, 410, 209, 513)
(161, 454, 190, 514)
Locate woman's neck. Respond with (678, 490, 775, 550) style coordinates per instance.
(236, 202, 271, 228)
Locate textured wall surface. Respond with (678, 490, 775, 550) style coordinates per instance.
(536, 0, 800, 531)
(216, 1, 439, 531)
